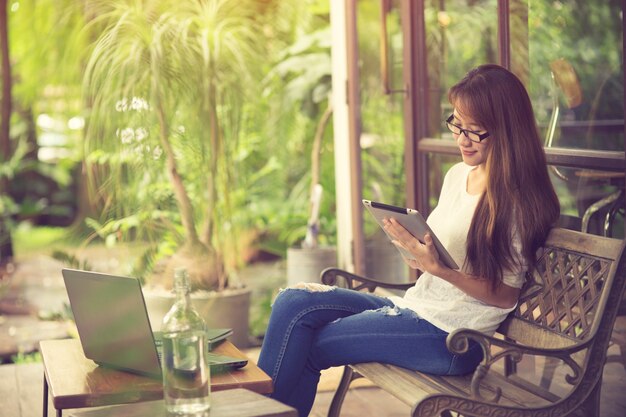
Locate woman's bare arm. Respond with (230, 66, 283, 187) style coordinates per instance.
(383, 217, 520, 309)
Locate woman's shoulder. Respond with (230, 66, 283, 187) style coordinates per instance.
(446, 162, 473, 176)
(442, 162, 473, 185)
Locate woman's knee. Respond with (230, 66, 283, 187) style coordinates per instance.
(287, 282, 336, 293)
(271, 283, 336, 314)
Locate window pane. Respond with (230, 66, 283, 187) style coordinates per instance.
(357, 0, 409, 280)
(358, 0, 406, 208)
(527, 0, 624, 152)
(425, 0, 498, 211)
(550, 165, 624, 239)
(425, 0, 498, 140)
(523, 0, 624, 237)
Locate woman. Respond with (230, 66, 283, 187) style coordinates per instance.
(258, 64, 560, 417)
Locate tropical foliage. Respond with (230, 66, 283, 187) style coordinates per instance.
(2, 0, 623, 279)
(80, 0, 330, 290)
(1, 0, 88, 262)
(0, 0, 336, 290)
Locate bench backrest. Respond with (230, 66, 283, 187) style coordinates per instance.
(497, 228, 626, 351)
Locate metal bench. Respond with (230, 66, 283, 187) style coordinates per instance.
(321, 228, 626, 417)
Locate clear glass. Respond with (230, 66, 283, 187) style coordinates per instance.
(428, 0, 499, 136)
(358, 0, 407, 208)
(527, 0, 623, 152)
(549, 165, 624, 239)
(161, 268, 210, 413)
(357, 0, 409, 281)
(524, 0, 624, 237)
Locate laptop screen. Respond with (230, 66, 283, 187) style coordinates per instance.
(62, 268, 162, 378)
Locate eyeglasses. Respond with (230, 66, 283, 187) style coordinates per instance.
(445, 114, 490, 143)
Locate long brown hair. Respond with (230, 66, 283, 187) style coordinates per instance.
(448, 64, 560, 290)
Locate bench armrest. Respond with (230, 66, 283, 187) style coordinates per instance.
(320, 267, 415, 292)
(446, 328, 589, 402)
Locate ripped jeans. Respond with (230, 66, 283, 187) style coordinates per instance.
(257, 285, 483, 417)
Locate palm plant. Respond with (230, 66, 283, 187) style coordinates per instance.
(83, 0, 269, 290)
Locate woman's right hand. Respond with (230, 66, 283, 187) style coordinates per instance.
(383, 218, 443, 274)
(398, 252, 421, 270)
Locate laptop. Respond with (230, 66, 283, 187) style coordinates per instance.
(62, 268, 248, 379)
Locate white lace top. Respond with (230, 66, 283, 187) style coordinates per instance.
(388, 162, 525, 335)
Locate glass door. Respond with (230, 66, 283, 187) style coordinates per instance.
(345, 0, 625, 273)
(356, 0, 409, 280)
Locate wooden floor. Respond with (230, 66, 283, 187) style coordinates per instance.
(1, 257, 625, 416)
(2, 348, 624, 417)
(2, 362, 408, 417)
(1, 310, 626, 416)
(311, 387, 409, 417)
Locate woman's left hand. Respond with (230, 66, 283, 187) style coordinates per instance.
(382, 217, 443, 274)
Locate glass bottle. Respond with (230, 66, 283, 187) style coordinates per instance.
(161, 267, 210, 413)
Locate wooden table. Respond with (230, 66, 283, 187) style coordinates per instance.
(40, 339, 273, 417)
(67, 388, 296, 417)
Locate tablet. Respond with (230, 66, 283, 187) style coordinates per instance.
(363, 200, 459, 270)
(206, 352, 248, 373)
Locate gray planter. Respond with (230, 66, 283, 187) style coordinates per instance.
(364, 239, 409, 284)
(286, 246, 337, 286)
(143, 286, 252, 348)
(285, 241, 408, 291)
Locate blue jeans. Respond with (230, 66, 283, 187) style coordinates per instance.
(257, 286, 483, 417)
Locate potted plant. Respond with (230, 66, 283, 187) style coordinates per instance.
(285, 100, 337, 286)
(81, 0, 282, 347)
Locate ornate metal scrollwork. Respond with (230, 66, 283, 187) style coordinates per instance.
(320, 268, 346, 287)
(448, 327, 585, 404)
(320, 267, 414, 293)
